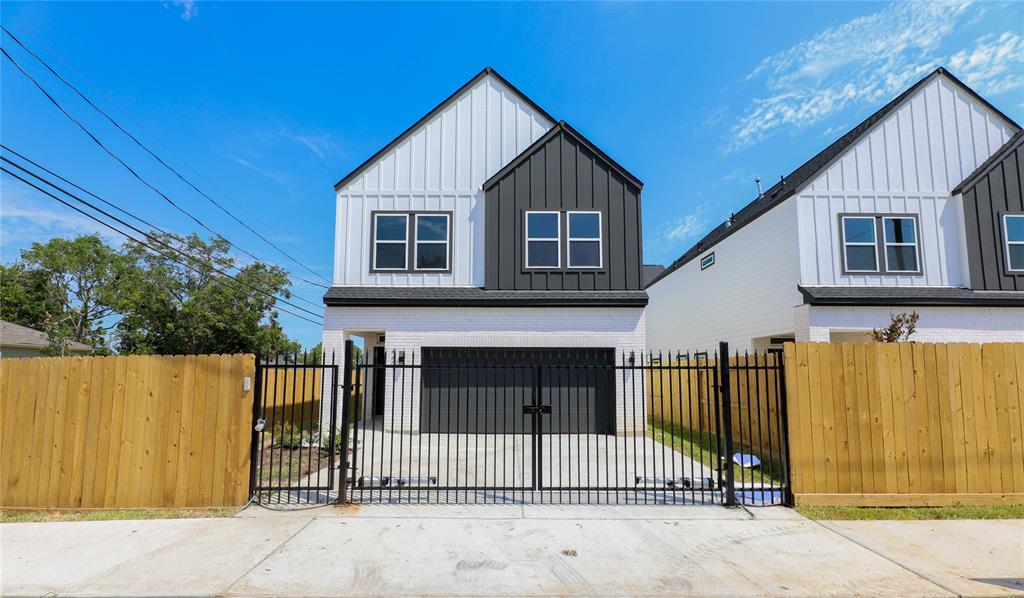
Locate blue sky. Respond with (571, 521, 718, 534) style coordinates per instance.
(2, 1, 1022, 348)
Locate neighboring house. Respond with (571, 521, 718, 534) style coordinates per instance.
(322, 68, 647, 433)
(646, 68, 1024, 352)
(0, 320, 94, 358)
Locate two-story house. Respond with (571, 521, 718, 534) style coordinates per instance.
(322, 68, 647, 432)
(646, 67, 1024, 352)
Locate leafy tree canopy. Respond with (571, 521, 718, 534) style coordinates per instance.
(2, 233, 302, 356)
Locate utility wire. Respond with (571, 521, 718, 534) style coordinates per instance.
(1, 25, 331, 285)
(1, 164, 324, 325)
(1, 25, 327, 269)
(0, 44, 332, 291)
(1, 146, 326, 310)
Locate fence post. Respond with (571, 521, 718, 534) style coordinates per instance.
(248, 356, 263, 501)
(719, 341, 737, 506)
(337, 339, 354, 504)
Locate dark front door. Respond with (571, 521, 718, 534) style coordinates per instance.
(372, 346, 386, 417)
(418, 347, 615, 434)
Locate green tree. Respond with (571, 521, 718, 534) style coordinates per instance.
(14, 235, 135, 353)
(116, 232, 300, 356)
(0, 263, 62, 330)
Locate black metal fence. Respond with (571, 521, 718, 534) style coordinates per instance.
(248, 341, 790, 507)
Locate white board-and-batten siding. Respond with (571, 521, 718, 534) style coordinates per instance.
(334, 74, 554, 286)
(797, 74, 1018, 288)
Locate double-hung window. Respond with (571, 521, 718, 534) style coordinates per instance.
(840, 214, 921, 275)
(373, 213, 408, 270)
(567, 211, 602, 268)
(1005, 214, 1024, 272)
(372, 212, 450, 272)
(414, 214, 450, 270)
(841, 216, 878, 272)
(882, 216, 919, 272)
(525, 211, 560, 268)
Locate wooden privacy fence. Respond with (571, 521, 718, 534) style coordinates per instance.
(648, 354, 785, 459)
(0, 354, 255, 509)
(260, 367, 323, 430)
(784, 342, 1024, 506)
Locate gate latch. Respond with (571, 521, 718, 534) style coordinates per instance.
(522, 405, 552, 415)
(254, 417, 266, 432)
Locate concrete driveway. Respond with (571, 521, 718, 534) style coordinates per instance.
(3, 505, 1021, 597)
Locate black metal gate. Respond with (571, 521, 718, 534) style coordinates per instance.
(335, 341, 791, 506)
(250, 353, 340, 505)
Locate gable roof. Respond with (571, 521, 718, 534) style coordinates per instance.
(334, 67, 557, 192)
(1, 320, 94, 352)
(481, 120, 644, 191)
(951, 130, 1024, 195)
(646, 67, 1022, 289)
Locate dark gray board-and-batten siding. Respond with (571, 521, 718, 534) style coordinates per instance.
(957, 132, 1024, 291)
(482, 123, 644, 292)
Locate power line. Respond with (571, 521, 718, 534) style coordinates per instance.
(1, 25, 327, 269)
(1, 25, 332, 285)
(0, 43, 332, 291)
(1, 163, 324, 326)
(1, 145, 326, 310)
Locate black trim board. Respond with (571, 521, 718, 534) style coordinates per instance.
(798, 285, 1024, 307)
(334, 67, 557, 191)
(323, 286, 648, 307)
(646, 67, 1022, 289)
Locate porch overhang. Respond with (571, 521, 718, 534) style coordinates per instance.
(323, 286, 649, 308)
(798, 285, 1024, 307)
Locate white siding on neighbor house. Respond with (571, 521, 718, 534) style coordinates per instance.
(645, 197, 802, 353)
(797, 74, 1018, 288)
(322, 306, 647, 434)
(334, 74, 554, 286)
(794, 304, 1024, 343)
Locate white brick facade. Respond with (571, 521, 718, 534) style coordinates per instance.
(794, 304, 1024, 342)
(322, 306, 647, 434)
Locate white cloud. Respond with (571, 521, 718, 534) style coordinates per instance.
(228, 155, 291, 186)
(663, 213, 709, 243)
(1, 185, 121, 260)
(950, 31, 1024, 94)
(173, 0, 197, 21)
(280, 129, 337, 160)
(726, 0, 1021, 152)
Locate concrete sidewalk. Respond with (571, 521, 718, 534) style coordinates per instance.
(2, 505, 1021, 597)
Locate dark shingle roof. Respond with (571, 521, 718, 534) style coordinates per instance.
(0, 320, 94, 351)
(646, 67, 1022, 289)
(323, 286, 647, 307)
(798, 285, 1024, 307)
(334, 67, 557, 192)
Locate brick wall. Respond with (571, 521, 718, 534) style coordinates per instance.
(322, 306, 647, 434)
(795, 304, 1024, 342)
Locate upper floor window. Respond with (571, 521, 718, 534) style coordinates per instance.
(525, 211, 560, 268)
(1005, 214, 1024, 272)
(415, 214, 450, 270)
(840, 214, 921, 275)
(372, 211, 450, 272)
(841, 216, 878, 272)
(882, 217, 919, 272)
(568, 211, 602, 268)
(373, 213, 408, 270)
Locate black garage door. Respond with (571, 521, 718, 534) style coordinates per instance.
(419, 347, 615, 434)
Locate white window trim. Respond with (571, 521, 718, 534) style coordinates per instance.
(841, 216, 879, 273)
(372, 213, 408, 271)
(413, 213, 450, 271)
(882, 216, 920, 273)
(1004, 214, 1024, 273)
(525, 211, 561, 269)
(567, 211, 603, 269)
